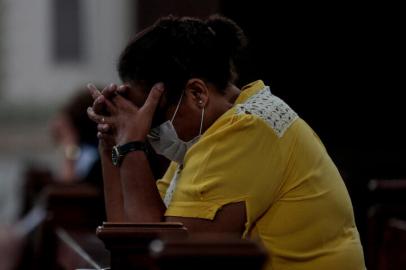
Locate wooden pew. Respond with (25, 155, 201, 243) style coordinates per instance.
(97, 222, 188, 270)
(96, 223, 267, 270)
(150, 235, 268, 270)
(22, 178, 267, 269)
(377, 218, 406, 270)
(27, 183, 106, 270)
(366, 179, 406, 270)
(54, 227, 109, 270)
(39, 183, 105, 229)
(368, 179, 406, 203)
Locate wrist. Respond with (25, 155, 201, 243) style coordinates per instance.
(111, 141, 148, 167)
(98, 141, 113, 157)
(117, 135, 146, 146)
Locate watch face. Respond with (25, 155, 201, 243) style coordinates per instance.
(112, 146, 120, 166)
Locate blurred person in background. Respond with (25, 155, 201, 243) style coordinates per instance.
(50, 87, 167, 184)
(50, 88, 101, 184)
(22, 88, 103, 216)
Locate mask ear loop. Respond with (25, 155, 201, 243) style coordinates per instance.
(199, 106, 205, 135)
(171, 91, 185, 123)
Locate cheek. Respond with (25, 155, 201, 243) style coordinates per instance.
(150, 93, 175, 128)
(151, 110, 167, 129)
(174, 108, 202, 141)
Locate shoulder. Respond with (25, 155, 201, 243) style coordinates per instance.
(235, 86, 299, 138)
(194, 87, 300, 153)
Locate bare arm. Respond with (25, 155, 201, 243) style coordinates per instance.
(120, 151, 166, 221)
(88, 83, 246, 235)
(88, 84, 125, 221)
(100, 84, 166, 221)
(99, 147, 125, 221)
(166, 202, 246, 236)
(119, 147, 245, 232)
(114, 144, 245, 233)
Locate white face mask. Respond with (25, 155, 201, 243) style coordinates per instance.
(147, 92, 204, 164)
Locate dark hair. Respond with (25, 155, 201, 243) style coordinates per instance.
(64, 88, 98, 146)
(118, 15, 247, 104)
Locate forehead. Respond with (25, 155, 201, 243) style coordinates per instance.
(126, 81, 170, 116)
(127, 81, 171, 128)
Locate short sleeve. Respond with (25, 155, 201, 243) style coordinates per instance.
(164, 113, 289, 236)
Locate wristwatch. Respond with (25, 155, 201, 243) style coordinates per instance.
(111, 141, 148, 167)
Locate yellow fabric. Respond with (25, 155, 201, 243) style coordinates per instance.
(156, 80, 365, 270)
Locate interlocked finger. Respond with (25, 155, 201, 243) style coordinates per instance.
(97, 123, 113, 134)
(112, 93, 137, 111)
(103, 97, 118, 114)
(101, 84, 118, 100)
(87, 83, 101, 100)
(87, 107, 113, 124)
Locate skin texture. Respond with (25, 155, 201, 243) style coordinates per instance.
(87, 80, 246, 235)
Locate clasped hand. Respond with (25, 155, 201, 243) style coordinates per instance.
(87, 83, 164, 152)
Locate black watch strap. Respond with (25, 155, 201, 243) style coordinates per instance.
(118, 141, 148, 154)
(112, 141, 148, 166)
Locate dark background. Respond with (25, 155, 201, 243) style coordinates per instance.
(219, 2, 405, 242)
(136, 0, 405, 262)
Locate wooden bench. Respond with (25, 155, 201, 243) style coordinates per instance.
(26, 183, 106, 269)
(367, 179, 406, 270)
(376, 218, 406, 270)
(96, 222, 187, 270)
(368, 179, 406, 203)
(20, 180, 267, 269)
(150, 235, 268, 270)
(54, 227, 109, 270)
(96, 222, 267, 270)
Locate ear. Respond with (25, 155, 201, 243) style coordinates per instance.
(184, 78, 209, 109)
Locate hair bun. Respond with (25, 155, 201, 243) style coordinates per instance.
(205, 14, 247, 58)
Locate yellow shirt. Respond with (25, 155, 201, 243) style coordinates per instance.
(157, 80, 365, 270)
